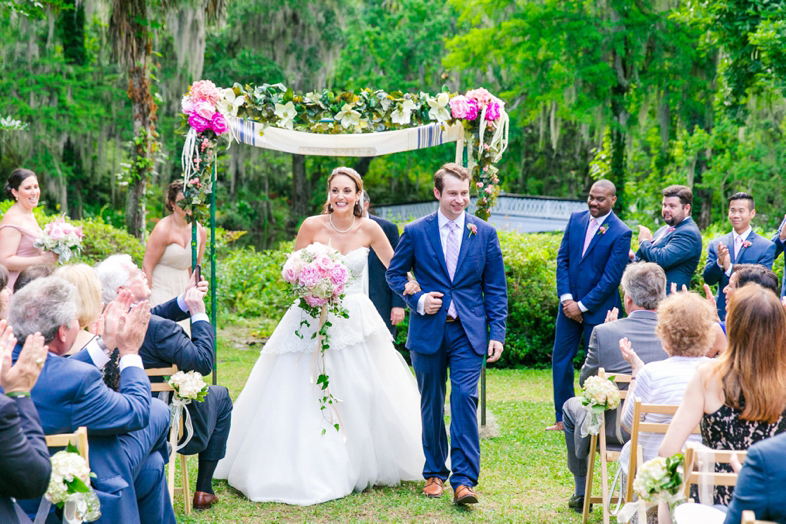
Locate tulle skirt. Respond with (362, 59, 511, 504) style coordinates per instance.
(215, 296, 425, 505)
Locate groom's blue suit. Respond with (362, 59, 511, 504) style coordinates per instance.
(387, 210, 507, 489)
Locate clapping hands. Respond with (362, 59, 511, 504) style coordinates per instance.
(0, 319, 48, 394)
(619, 337, 645, 376)
(102, 290, 151, 357)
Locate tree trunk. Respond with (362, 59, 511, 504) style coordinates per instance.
(610, 85, 628, 216)
(353, 157, 373, 178)
(125, 60, 154, 239)
(289, 154, 308, 228)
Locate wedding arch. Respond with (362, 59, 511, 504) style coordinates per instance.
(178, 81, 509, 420)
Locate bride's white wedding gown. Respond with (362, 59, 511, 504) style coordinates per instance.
(215, 244, 425, 505)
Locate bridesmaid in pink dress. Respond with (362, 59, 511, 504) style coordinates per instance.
(0, 169, 58, 290)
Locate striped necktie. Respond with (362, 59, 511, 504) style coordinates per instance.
(445, 221, 459, 317)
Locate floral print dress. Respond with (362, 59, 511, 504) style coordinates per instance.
(700, 403, 786, 504)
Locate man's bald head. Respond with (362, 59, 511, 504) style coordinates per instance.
(587, 179, 617, 217)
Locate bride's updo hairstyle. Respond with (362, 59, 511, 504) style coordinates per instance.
(321, 166, 364, 218)
(5, 168, 36, 200)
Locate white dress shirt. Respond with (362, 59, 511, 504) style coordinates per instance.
(560, 210, 611, 313)
(417, 210, 465, 315)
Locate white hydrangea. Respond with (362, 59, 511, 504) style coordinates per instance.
(46, 451, 92, 505)
(581, 375, 621, 410)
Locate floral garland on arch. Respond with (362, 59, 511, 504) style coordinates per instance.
(178, 81, 508, 221)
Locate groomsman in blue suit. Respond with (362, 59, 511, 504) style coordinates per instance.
(363, 192, 407, 335)
(770, 214, 786, 297)
(387, 163, 507, 505)
(8, 277, 175, 524)
(703, 192, 775, 320)
(548, 180, 631, 431)
(635, 185, 702, 292)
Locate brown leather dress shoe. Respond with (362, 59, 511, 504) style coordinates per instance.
(453, 485, 479, 505)
(422, 477, 444, 498)
(192, 491, 219, 510)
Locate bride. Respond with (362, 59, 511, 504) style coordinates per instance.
(215, 166, 425, 505)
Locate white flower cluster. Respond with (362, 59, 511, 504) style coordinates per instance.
(46, 450, 92, 505)
(581, 375, 621, 411)
(0, 115, 28, 131)
(168, 370, 208, 401)
(633, 456, 680, 503)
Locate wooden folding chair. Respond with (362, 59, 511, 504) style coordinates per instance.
(146, 364, 191, 515)
(626, 398, 701, 499)
(682, 441, 746, 502)
(46, 426, 89, 467)
(582, 368, 632, 524)
(741, 510, 778, 524)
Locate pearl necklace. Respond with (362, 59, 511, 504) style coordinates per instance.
(329, 213, 356, 233)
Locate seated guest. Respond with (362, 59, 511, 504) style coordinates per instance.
(13, 263, 53, 293)
(703, 192, 775, 320)
(0, 322, 51, 524)
(723, 432, 786, 524)
(0, 264, 10, 318)
(96, 254, 232, 511)
(617, 291, 714, 471)
(8, 277, 175, 524)
(660, 284, 786, 507)
(562, 262, 669, 513)
(53, 264, 105, 355)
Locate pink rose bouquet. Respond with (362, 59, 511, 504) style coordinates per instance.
(34, 216, 83, 263)
(281, 243, 351, 313)
(281, 243, 352, 433)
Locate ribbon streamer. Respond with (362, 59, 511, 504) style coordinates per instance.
(170, 397, 196, 453)
(617, 491, 686, 523)
(181, 127, 198, 185)
(580, 405, 604, 438)
(35, 491, 101, 524)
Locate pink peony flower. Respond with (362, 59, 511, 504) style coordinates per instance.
(476, 182, 483, 188)
(304, 295, 327, 308)
(194, 100, 215, 120)
(465, 88, 493, 108)
(485, 98, 503, 121)
(282, 266, 297, 283)
(329, 265, 349, 286)
(188, 114, 210, 133)
(181, 96, 196, 115)
(189, 80, 221, 105)
(316, 255, 333, 271)
(484, 186, 493, 194)
(74, 226, 83, 239)
(298, 266, 321, 288)
(449, 95, 471, 119)
(210, 112, 228, 135)
(464, 99, 479, 120)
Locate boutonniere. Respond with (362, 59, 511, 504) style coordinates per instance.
(467, 223, 477, 238)
(596, 225, 608, 236)
(742, 240, 752, 248)
(668, 227, 676, 233)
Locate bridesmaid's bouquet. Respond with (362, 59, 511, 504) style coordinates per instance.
(35, 216, 83, 263)
(579, 375, 621, 437)
(282, 243, 352, 433)
(43, 445, 101, 522)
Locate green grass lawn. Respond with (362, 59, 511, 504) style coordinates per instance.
(173, 333, 606, 523)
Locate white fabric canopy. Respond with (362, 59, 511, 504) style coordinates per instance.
(229, 118, 463, 157)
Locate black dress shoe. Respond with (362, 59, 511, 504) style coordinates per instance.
(568, 494, 590, 513)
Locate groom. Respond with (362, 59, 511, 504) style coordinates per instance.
(387, 163, 507, 505)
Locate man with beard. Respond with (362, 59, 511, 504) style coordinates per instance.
(547, 180, 631, 432)
(635, 185, 702, 293)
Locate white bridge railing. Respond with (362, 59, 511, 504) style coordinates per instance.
(373, 194, 585, 223)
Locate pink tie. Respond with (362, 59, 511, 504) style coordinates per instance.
(582, 218, 599, 256)
(734, 235, 743, 260)
(445, 221, 459, 318)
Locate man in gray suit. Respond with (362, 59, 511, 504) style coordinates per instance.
(562, 262, 669, 513)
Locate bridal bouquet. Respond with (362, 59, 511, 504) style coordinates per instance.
(282, 243, 351, 433)
(617, 454, 685, 523)
(579, 375, 621, 437)
(34, 217, 83, 263)
(44, 445, 101, 523)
